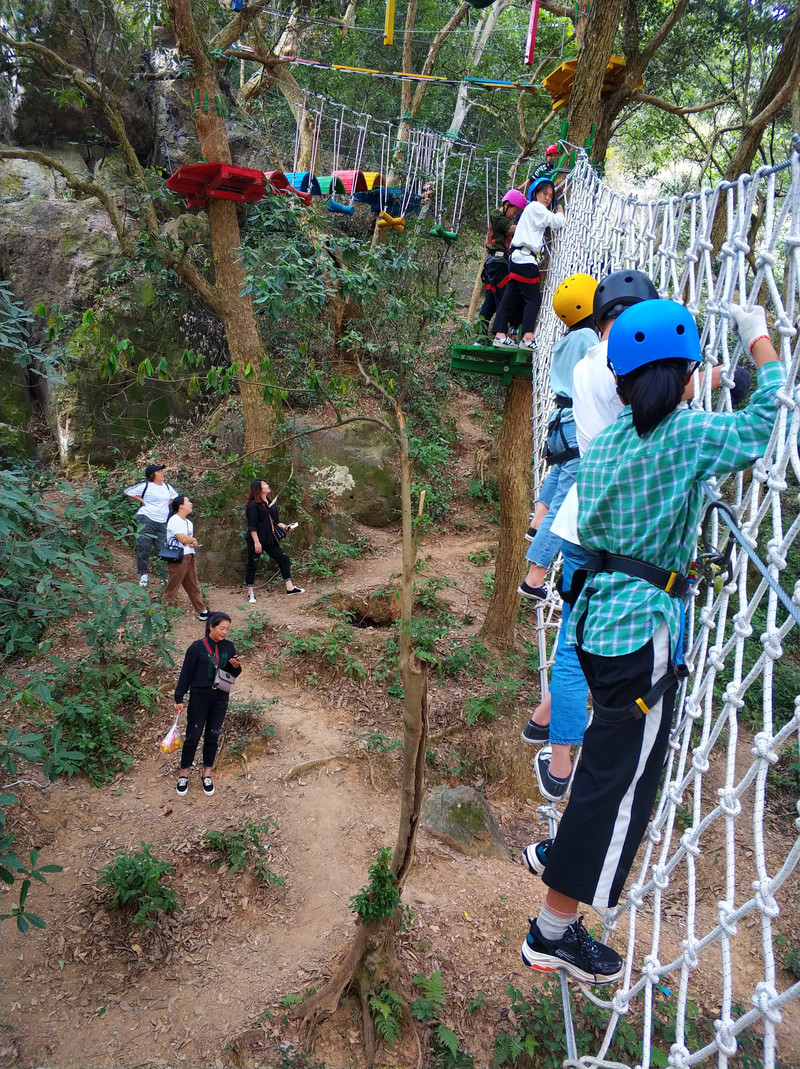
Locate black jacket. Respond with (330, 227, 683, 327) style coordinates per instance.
(174, 638, 241, 702)
(246, 500, 281, 546)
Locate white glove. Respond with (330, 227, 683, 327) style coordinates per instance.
(728, 303, 769, 353)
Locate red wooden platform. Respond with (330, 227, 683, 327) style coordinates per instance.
(167, 163, 269, 208)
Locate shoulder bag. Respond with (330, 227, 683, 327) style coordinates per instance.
(159, 521, 186, 562)
(203, 637, 236, 693)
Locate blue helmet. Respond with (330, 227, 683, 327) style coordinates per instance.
(608, 300, 701, 377)
(528, 176, 555, 203)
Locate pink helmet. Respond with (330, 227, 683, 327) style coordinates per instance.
(545, 144, 559, 157)
(501, 189, 527, 211)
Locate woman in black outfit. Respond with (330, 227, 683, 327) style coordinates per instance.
(244, 479, 304, 603)
(174, 612, 242, 798)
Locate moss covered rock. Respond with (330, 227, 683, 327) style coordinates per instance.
(422, 785, 511, 860)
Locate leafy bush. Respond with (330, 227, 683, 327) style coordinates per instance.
(305, 537, 366, 579)
(99, 843, 181, 929)
(203, 821, 285, 885)
(349, 846, 400, 924)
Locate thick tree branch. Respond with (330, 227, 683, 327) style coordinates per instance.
(632, 93, 732, 117)
(410, 3, 470, 119)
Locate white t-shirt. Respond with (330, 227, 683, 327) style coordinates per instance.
(571, 339, 621, 454)
(167, 515, 195, 555)
(510, 202, 566, 265)
(125, 480, 179, 524)
(550, 338, 621, 545)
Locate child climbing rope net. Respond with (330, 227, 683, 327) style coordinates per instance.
(527, 146, 800, 1069)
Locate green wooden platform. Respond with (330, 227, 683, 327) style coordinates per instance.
(450, 343, 533, 385)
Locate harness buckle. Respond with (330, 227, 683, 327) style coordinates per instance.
(664, 571, 681, 595)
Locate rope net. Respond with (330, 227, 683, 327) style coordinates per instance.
(530, 147, 800, 1068)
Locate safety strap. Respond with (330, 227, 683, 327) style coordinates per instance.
(580, 552, 692, 599)
(202, 637, 219, 667)
(545, 445, 579, 466)
(591, 667, 681, 723)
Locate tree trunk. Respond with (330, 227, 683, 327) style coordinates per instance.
(169, 0, 279, 458)
(467, 257, 485, 322)
(479, 377, 533, 651)
(565, 0, 624, 147)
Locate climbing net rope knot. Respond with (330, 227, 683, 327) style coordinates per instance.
(530, 145, 800, 1069)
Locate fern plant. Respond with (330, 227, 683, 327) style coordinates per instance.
(368, 986, 404, 1047)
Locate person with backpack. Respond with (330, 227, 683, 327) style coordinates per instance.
(124, 463, 179, 587)
(519, 298, 783, 984)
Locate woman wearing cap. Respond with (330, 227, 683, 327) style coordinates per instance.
(477, 189, 527, 334)
(492, 178, 565, 352)
(519, 300, 783, 985)
(163, 495, 210, 621)
(124, 463, 179, 587)
(245, 479, 304, 603)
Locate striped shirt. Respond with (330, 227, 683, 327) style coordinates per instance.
(567, 361, 786, 657)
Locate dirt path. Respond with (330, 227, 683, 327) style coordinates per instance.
(2, 525, 798, 1069)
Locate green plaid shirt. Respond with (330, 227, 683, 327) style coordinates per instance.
(567, 362, 786, 657)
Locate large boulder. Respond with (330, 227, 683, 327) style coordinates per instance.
(422, 785, 511, 860)
(295, 420, 400, 528)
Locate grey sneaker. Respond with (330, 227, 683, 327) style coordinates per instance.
(139, 574, 149, 588)
(493, 336, 518, 348)
(521, 916, 623, 984)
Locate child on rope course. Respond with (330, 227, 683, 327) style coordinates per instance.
(517, 272, 599, 605)
(492, 177, 565, 352)
(519, 299, 783, 984)
(476, 189, 527, 339)
(520, 271, 753, 801)
(519, 270, 658, 804)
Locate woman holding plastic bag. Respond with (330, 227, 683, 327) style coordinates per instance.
(172, 612, 242, 798)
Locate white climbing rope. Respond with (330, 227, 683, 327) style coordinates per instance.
(531, 146, 800, 1069)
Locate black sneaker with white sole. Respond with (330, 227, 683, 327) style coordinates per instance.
(286, 586, 305, 596)
(176, 777, 189, 797)
(521, 717, 549, 744)
(522, 838, 552, 876)
(524, 525, 539, 542)
(518, 580, 549, 602)
(198, 609, 211, 621)
(202, 776, 215, 796)
(521, 917, 623, 984)
(534, 746, 570, 801)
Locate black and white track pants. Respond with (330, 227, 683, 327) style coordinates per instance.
(542, 622, 677, 911)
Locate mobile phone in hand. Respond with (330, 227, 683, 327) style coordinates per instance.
(286, 522, 299, 531)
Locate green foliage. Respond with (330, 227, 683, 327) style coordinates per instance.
(285, 623, 367, 679)
(468, 549, 492, 566)
(230, 611, 271, 651)
(368, 986, 404, 1047)
(203, 821, 285, 885)
(358, 729, 403, 754)
(464, 671, 523, 725)
(305, 537, 366, 579)
(432, 1024, 475, 1069)
(349, 846, 400, 924)
(1, 281, 60, 381)
(99, 843, 180, 930)
(411, 970, 446, 1021)
(0, 848, 62, 933)
(228, 696, 277, 733)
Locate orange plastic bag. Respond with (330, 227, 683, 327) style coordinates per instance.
(160, 712, 182, 754)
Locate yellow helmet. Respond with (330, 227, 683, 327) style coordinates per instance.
(552, 273, 598, 327)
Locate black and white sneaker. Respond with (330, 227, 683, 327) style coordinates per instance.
(524, 524, 539, 542)
(521, 917, 623, 984)
(521, 717, 549, 744)
(198, 609, 211, 621)
(202, 776, 215, 796)
(176, 777, 189, 797)
(522, 838, 552, 876)
(286, 586, 305, 596)
(534, 745, 570, 801)
(518, 580, 549, 602)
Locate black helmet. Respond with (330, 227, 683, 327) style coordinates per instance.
(593, 269, 658, 323)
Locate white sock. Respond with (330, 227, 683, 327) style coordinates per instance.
(536, 902, 577, 942)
